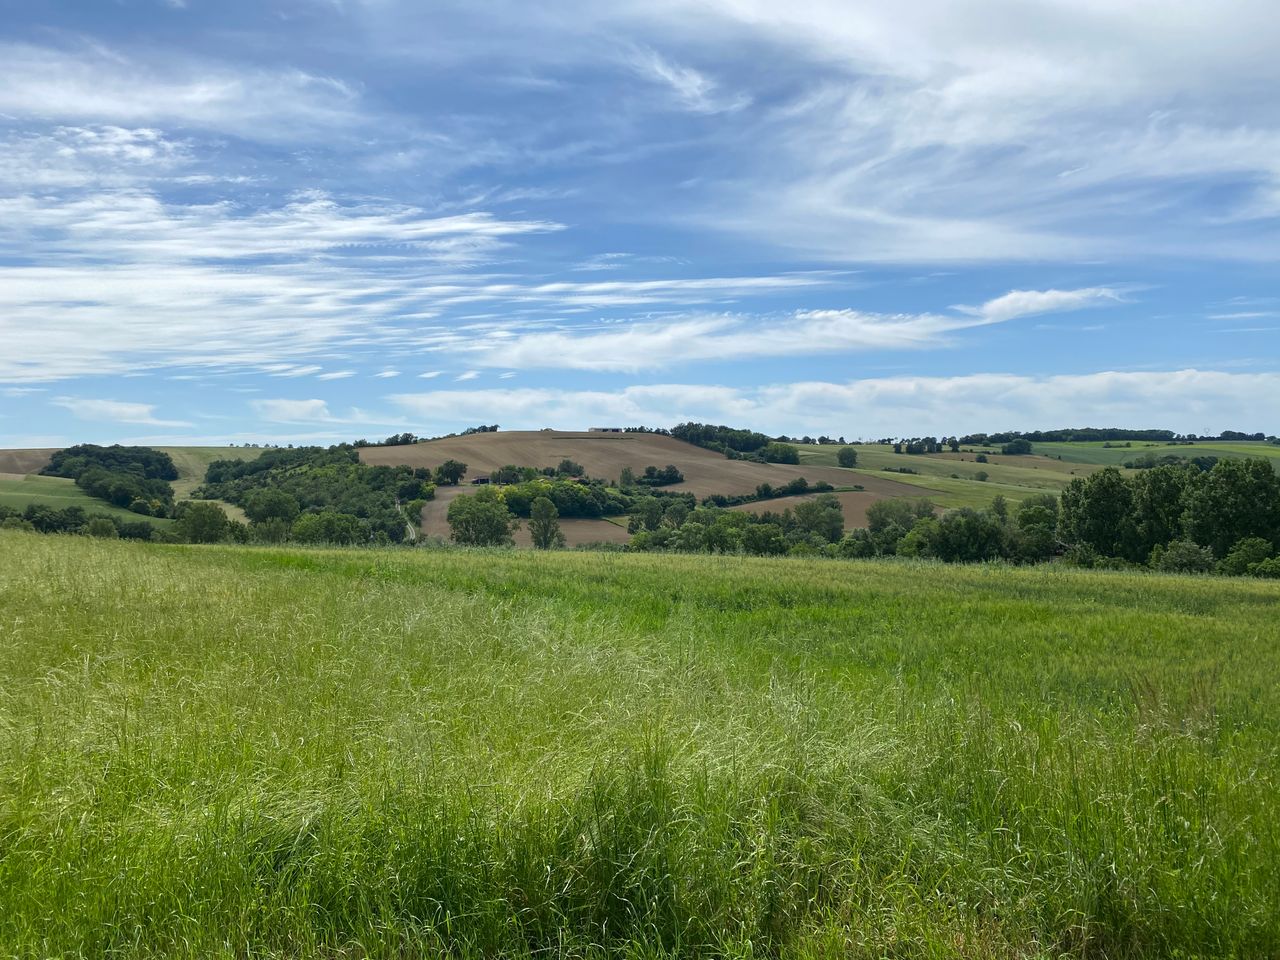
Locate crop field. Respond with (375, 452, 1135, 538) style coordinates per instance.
(1, 531, 1276, 958)
(1031, 440, 1280, 468)
(361, 431, 927, 500)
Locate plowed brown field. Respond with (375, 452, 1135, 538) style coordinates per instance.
(0, 449, 55, 475)
(362, 431, 933, 499)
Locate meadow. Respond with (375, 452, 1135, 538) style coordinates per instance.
(1, 531, 1276, 958)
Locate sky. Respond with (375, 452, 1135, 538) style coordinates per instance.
(1, 0, 1278, 446)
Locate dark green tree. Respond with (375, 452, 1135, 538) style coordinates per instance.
(244, 488, 300, 525)
(1058, 468, 1135, 559)
(837, 447, 858, 467)
(177, 502, 230, 544)
(434, 460, 468, 485)
(529, 496, 565, 550)
(1183, 458, 1280, 557)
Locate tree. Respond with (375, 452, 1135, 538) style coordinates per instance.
(1130, 465, 1192, 560)
(1151, 539, 1215, 573)
(761, 442, 800, 465)
(792, 494, 845, 543)
(743, 522, 786, 555)
(244, 488, 300, 525)
(619, 466, 635, 486)
(1183, 458, 1280, 558)
(1001, 438, 1033, 455)
(529, 496, 565, 549)
(291, 511, 368, 545)
(1058, 467, 1135, 559)
(177, 502, 230, 544)
(447, 489, 518, 546)
(1219, 537, 1274, 576)
(84, 517, 119, 538)
(557, 458, 585, 476)
(837, 447, 858, 468)
(434, 460, 468, 485)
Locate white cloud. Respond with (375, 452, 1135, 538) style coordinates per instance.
(418, 370, 443, 378)
(389, 369, 1280, 437)
(374, 370, 401, 379)
(0, 42, 362, 142)
(318, 370, 357, 380)
(454, 370, 480, 381)
(251, 398, 334, 423)
(52, 396, 190, 426)
(628, 47, 749, 114)
(463, 286, 1120, 371)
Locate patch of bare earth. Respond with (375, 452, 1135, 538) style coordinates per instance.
(362, 431, 934, 499)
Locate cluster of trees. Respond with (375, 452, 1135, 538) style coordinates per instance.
(354, 425, 499, 448)
(634, 464, 684, 486)
(1056, 459, 1280, 574)
(1124, 452, 1219, 472)
(198, 445, 438, 544)
(667, 423, 801, 464)
(627, 494, 849, 555)
(41, 444, 178, 516)
(701, 477, 838, 508)
(0, 503, 158, 540)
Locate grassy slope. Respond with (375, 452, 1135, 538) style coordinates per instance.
(1, 531, 1276, 958)
(1032, 440, 1280, 467)
(797, 444, 1088, 508)
(0, 474, 173, 526)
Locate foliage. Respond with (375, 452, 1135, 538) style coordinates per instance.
(635, 464, 684, 486)
(529, 496, 565, 550)
(434, 459, 468, 485)
(292, 510, 369, 545)
(837, 446, 858, 467)
(42, 444, 178, 513)
(1001, 438, 1033, 455)
(447, 488, 518, 546)
(176, 502, 231, 544)
(198, 445, 417, 543)
(1150, 539, 1216, 574)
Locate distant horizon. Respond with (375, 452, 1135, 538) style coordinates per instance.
(3, 2, 1278, 446)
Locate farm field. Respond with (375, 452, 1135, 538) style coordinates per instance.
(0, 445, 254, 516)
(0, 473, 173, 526)
(361, 431, 928, 500)
(1031, 440, 1280, 467)
(729, 489, 895, 529)
(1, 531, 1276, 958)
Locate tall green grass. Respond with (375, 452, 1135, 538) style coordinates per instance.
(0, 531, 1277, 957)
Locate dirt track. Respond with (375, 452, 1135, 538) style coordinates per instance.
(362, 431, 933, 499)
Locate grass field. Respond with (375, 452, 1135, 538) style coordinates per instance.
(1031, 440, 1280, 467)
(1, 531, 1276, 958)
(0, 473, 173, 526)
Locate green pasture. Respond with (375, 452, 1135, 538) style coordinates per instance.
(0, 474, 171, 526)
(1, 532, 1276, 958)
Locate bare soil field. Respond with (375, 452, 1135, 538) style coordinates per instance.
(414, 484, 630, 546)
(363, 431, 932, 499)
(0, 449, 55, 475)
(728, 490, 895, 530)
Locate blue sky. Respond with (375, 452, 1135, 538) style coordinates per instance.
(1, 0, 1277, 445)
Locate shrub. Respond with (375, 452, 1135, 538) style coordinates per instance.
(1219, 537, 1274, 576)
(1151, 540, 1215, 574)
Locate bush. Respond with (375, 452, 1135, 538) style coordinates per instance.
(1251, 557, 1280, 578)
(974, 471, 989, 482)
(83, 518, 119, 539)
(1151, 540, 1215, 574)
(837, 447, 857, 468)
(1219, 537, 1274, 576)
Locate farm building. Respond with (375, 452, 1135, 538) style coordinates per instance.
(588, 426, 624, 433)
